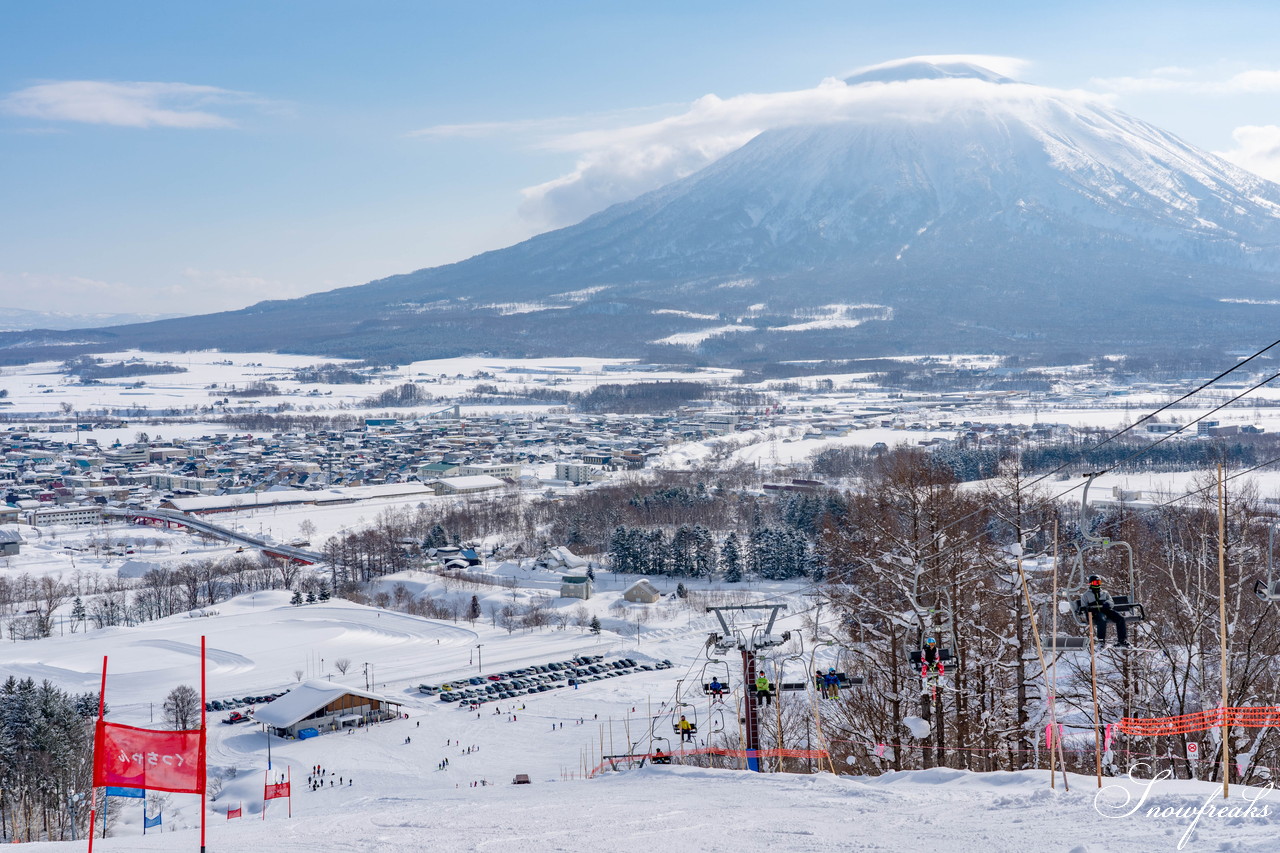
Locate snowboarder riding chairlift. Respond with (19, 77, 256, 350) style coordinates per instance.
(920, 637, 945, 682)
(754, 673, 772, 706)
(1079, 574, 1129, 648)
(822, 668, 840, 699)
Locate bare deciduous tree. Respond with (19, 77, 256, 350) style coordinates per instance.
(163, 684, 200, 730)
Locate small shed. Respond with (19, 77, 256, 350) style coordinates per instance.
(0, 529, 22, 556)
(623, 579, 661, 604)
(560, 574, 593, 600)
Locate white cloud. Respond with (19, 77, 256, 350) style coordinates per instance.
(510, 58, 1119, 228)
(1092, 68, 1280, 95)
(1, 80, 261, 128)
(1214, 125, 1280, 182)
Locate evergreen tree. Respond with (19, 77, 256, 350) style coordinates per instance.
(589, 615, 601, 634)
(586, 565, 595, 582)
(468, 595, 481, 623)
(608, 526, 636, 574)
(290, 590, 303, 607)
(676, 582, 687, 599)
(318, 581, 330, 601)
(70, 596, 86, 629)
(669, 525, 694, 576)
(646, 529, 668, 576)
(425, 524, 448, 549)
(721, 532, 742, 583)
(692, 525, 716, 578)
(305, 590, 317, 604)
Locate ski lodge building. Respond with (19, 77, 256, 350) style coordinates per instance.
(254, 681, 402, 738)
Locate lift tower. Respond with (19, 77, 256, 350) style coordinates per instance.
(706, 605, 788, 772)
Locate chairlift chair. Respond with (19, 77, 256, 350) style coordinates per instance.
(810, 640, 866, 695)
(671, 703, 699, 740)
(1065, 474, 1146, 629)
(771, 651, 810, 693)
(700, 657, 733, 698)
(1254, 523, 1280, 602)
(650, 734, 673, 764)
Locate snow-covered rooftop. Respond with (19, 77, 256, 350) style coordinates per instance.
(253, 681, 393, 728)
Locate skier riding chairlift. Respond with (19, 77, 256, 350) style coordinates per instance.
(1077, 574, 1130, 648)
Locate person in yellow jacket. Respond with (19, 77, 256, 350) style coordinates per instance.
(677, 715, 694, 743)
(755, 673, 772, 706)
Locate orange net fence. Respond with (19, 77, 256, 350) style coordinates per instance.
(589, 746, 829, 776)
(1118, 706, 1280, 736)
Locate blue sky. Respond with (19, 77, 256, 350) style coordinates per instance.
(6, 1, 1280, 316)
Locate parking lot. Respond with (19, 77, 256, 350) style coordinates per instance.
(419, 655, 673, 706)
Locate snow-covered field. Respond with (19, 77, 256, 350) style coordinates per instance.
(8, 349, 1280, 850)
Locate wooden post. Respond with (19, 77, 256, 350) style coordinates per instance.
(1089, 612, 1102, 788)
(1049, 524, 1068, 791)
(1015, 542, 1065, 790)
(1218, 464, 1230, 799)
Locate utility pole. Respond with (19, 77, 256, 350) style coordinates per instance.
(475, 644, 483, 673)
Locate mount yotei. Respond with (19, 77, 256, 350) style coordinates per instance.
(14, 59, 1280, 365)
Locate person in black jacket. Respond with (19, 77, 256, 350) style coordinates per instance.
(1078, 575, 1129, 647)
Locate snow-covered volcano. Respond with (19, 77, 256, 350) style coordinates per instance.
(14, 60, 1280, 364)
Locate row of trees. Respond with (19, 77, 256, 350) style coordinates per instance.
(605, 524, 816, 581)
(803, 448, 1280, 783)
(0, 677, 100, 842)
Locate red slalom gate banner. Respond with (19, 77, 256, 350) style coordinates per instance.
(227, 805, 242, 820)
(88, 638, 208, 853)
(93, 721, 205, 793)
(263, 766, 292, 819)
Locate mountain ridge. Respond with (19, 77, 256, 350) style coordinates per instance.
(5, 60, 1280, 366)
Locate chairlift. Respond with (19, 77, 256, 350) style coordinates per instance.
(761, 643, 807, 694)
(700, 657, 732, 699)
(671, 699, 699, 742)
(1064, 473, 1146, 630)
(707, 707, 728, 736)
(1254, 523, 1280, 602)
(650, 734, 673, 765)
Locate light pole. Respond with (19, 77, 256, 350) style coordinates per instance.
(475, 644, 483, 673)
(263, 722, 272, 770)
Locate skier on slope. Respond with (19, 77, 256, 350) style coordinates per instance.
(1078, 574, 1129, 648)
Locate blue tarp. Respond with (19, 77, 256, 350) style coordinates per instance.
(298, 727, 319, 739)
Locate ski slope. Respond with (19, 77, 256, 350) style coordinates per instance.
(7, 583, 1280, 851)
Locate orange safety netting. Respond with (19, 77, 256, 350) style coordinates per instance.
(589, 746, 829, 777)
(1118, 706, 1280, 736)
